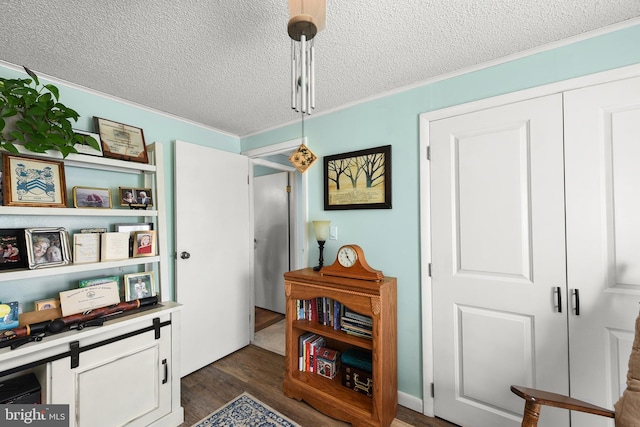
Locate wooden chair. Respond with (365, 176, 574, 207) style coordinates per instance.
(511, 314, 640, 427)
(510, 385, 614, 426)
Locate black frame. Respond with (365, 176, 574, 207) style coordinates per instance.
(324, 145, 392, 210)
(0, 228, 28, 270)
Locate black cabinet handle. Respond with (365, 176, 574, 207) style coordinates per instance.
(555, 286, 562, 313)
(573, 289, 580, 316)
(162, 358, 168, 384)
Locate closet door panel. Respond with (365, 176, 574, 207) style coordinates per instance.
(564, 75, 640, 427)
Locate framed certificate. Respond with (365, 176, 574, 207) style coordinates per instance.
(93, 117, 149, 163)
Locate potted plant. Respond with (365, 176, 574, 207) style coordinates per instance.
(0, 66, 100, 158)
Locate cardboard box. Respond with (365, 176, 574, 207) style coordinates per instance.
(315, 347, 339, 379)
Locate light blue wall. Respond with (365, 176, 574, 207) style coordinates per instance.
(0, 61, 240, 305)
(241, 23, 640, 399)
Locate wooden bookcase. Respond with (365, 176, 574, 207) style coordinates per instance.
(283, 267, 397, 427)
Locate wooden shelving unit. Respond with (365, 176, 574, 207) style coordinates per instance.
(283, 267, 397, 427)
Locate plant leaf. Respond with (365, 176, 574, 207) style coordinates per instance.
(23, 66, 39, 86)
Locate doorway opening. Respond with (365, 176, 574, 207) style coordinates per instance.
(243, 138, 308, 343)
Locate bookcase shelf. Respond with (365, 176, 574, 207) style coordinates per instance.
(283, 267, 397, 427)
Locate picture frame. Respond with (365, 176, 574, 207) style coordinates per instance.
(93, 117, 148, 163)
(0, 228, 28, 270)
(72, 186, 112, 208)
(133, 230, 156, 257)
(34, 298, 60, 311)
(25, 227, 71, 269)
(324, 145, 392, 210)
(118, 187, 153, 207)
(124, 272, 155, 301)
(73, 129, 103, 157)
(1, 153, 67, 207)
(115, 222, 154, 256)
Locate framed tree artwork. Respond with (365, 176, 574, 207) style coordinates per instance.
(324, 145, 392, 210)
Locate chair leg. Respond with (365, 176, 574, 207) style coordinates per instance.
(521, 401, 541, 427)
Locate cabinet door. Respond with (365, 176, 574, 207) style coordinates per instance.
(564, 75, 640, 427)
(430, 94, 569, 427)
(50, 328, 171, 427)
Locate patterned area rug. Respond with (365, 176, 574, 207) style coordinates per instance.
(192, 392, 300, 427)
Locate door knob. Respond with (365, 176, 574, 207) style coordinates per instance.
(180, 251, 191, 260)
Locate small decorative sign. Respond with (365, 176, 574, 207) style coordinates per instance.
(288, 143, 317, 173)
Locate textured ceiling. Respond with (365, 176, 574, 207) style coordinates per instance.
(0, 1, 639, 137)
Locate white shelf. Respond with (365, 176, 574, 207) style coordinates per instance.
(0, 206, 158, 217)
(0, 256, 161, 282)
(2, 146, 156, 174)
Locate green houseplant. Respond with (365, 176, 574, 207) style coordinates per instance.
(0, 66, 100, 158)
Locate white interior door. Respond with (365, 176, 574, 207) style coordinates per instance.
(430, 94, 569, 427)
(564, 76, 640, 426)
(175, 140, 251, 377)
(254, 171, 289, 314)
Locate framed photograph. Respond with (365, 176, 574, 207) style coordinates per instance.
(73, 129, 103, 157)
(34, 298, 60, 311)
(72, 186, 112, 208)
(133, 230, 156, 257)
(114, 223, 154, 233)
(25, 227, 71, 269)
(324, 145, 392, 210)
(93, 117, 148, 163)
(0, 228, 28, 270)
(118, 187, 153, 207)
(1, 153, 67, 207)
(124, 272, 156, 301)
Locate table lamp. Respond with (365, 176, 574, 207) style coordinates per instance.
(312, 220, 330, 271)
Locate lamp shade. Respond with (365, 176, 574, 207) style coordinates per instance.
(312, 220, 330, 241)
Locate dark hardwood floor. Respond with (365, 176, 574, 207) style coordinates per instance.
(255, 307, 285, 332)
(179, 343, 457, 426)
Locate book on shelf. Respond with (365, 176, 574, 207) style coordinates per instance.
(298, 332, 316, 371)
(342, 306, 373, 325)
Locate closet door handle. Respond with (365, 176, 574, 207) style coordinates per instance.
(573, 289, 580, 316)
(162, 359, 168, 384)
(555, 286, 562, 313)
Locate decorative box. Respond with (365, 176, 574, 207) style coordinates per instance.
(315, 347, 339, 379)
(341, 348, 373, 397)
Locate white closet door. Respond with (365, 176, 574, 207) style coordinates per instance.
(430, 94, 569, 427)
(564, 76, 640, 427)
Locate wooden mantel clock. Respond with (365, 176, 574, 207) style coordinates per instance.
(320, 244, 384, 281)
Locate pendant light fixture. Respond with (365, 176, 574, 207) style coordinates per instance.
(288, 0, 326, 115)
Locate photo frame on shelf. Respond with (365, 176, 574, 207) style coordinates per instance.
(132, 230, 156, 257)
(34, 298, 60, 311)
(118, 187, 153, 208)
(72, 186, 112, 208)
(25, 227, 71, 269)
(1, 153, 67, 208)
(93, 117, 148, 163)
(115, 222, 154, 256)
(124, 271, 155, 301)
(0, 228, 28, 271)
(73, 129, 103, 157)
(323, 145, 392, 210)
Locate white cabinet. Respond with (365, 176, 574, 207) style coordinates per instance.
(0, 303, 183, 427)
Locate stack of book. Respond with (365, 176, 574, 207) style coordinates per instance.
(298, 332, 326, 373)
(340, 307, 372, 339)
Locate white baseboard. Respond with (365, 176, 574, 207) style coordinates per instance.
(398, 390, 423, 413)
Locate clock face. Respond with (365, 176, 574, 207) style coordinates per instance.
(337, 246, 358, 268)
